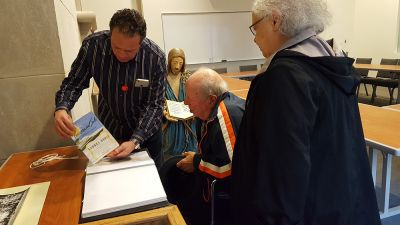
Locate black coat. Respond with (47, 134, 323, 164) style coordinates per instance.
(231, 50, 381, 225)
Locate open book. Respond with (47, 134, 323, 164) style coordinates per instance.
(0, 182, 50, 225)
(72, 112, 119, 165)
(80, 150, 168, 222)
(166, 100, 193, 120)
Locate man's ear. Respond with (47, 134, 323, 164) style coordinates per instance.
(209, 95, 217, 105)
(271, 10, 283, 31)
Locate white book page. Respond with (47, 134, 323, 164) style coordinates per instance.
(166, 100, 193, 120)
(86, 151, 154, 175)
(82, 165, 167, 218)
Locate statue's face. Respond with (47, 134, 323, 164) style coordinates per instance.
(170, 57, 184, 75)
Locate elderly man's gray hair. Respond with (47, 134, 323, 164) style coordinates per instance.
(253, 0, 331, 37)
(189, 68, 228, 98)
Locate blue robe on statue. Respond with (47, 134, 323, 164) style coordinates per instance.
(162, 80, 198, 160)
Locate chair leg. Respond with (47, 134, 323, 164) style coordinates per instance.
(364, 83, 369, 96)
(371, 85, 377, 104)
(389, 88, 394, 105)
(356, 84, 360, 96)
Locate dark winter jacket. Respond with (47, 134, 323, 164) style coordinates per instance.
(231, 50, 381, 225)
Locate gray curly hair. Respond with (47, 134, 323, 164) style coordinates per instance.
(252, 0, 331, 37)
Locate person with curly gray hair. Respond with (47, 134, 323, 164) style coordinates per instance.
(231, 0, 381, 224)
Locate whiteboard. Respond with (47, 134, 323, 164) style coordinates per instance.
(162, 12, 263, 64)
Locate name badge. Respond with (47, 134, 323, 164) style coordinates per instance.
(134, 79, 149, 87)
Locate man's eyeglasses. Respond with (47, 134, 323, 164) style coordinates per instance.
(249, 16, 266, 35)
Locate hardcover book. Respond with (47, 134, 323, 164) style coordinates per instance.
(0, 182, 50, 225)
(166, 100, 193, 120)
(0, 188, 28, 225)
(80, 150, 168, 222)
(72, 112, 119, 165)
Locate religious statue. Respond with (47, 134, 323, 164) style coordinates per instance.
(162, 48, 198, 160)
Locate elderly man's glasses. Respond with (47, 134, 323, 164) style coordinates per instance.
(249, 16, 266, 35)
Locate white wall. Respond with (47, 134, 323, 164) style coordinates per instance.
(74, 0, 400, 73)
(321, 0, 355, 54)
(54, 0, 93, 120)
(141, 0, 264, 73)
(350, 0, 400, 64)
(80, 0, 140, 31)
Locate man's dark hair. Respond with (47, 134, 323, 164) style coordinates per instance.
(109, 9, 147, 38)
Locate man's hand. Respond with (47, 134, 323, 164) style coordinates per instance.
(107, 141, 137, 159)
(54, 109, 76, 138)
(176, 151, 196, 173)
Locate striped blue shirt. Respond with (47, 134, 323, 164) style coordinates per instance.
(55, 31, 166, 143)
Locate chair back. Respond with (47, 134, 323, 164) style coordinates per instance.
(355, 58, 372, 77)
(395, 59, 400, 79)
(239, 65, 258, 72)
(377, 58, 399, 79)
(214, 68, 228, 74)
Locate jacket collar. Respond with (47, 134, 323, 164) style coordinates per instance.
(205, 92, 229, 122)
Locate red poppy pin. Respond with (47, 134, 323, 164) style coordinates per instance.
(121, 85, 129, 92)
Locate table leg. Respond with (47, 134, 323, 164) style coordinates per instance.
(369, 147, 378, 185)
(396, 79, 399, 104)
(379, 152, 392, 216)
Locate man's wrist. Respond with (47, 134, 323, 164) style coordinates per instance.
(130, 138, 141, 150)
(54, 107, 70, 116)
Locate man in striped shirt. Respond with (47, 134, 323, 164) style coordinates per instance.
(175, 68, 245, 225)
(54, 9, 166, 167)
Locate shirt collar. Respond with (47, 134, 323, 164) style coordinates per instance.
(259, 27, 316, 73)
(205, 92, 229, 122)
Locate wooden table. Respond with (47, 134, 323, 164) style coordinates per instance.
(0, 146, 87, 225)
(230, 89, 248, 100)
(222, 77, 250, 92)
(0, 146, 186, 225)
(354, 63, 400, 104)
(358, 103, 400, 218)
(221, 70, 258, 78)
(384, 104, 400, 112)
(82, 205, 185, 225)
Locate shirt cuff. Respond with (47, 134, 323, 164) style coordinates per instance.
(54, 106, 70, 116)
(130, 133, 144, 144)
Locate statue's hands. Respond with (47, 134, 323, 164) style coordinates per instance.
(163, 109, 178, 122)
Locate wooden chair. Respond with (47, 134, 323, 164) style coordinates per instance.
(355, 58, 372, 96)
(239, 64, 257, 72)
(238, 65, 257, 81)
(214, 68, 227, 74)
(365, 59, 399, 104)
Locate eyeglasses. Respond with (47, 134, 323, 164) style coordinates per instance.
(249, 16, 266, 35)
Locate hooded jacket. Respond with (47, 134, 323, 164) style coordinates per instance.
(231, 50, 381, 225)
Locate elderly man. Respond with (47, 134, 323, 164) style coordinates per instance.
(161, 68, 244, 225)
(231, 0, 381, 225)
